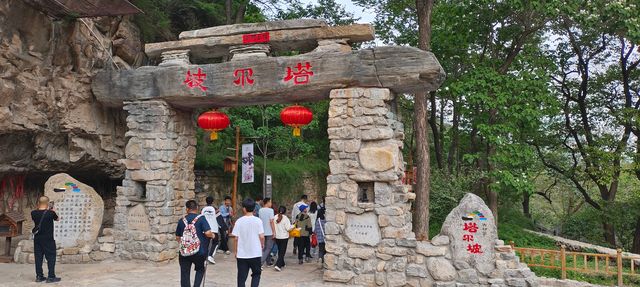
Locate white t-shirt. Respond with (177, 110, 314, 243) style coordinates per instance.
(258, 207, 275, 236)
(201, 206, 219, 233)
(232, 215, 264, 259)
(308, 210, 318, 232)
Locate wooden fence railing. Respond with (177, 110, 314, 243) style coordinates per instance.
(510, 242, 640, 286)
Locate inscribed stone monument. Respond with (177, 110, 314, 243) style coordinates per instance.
(44, 173, 104, 249)
(127, 204, 150, 232)
(344, 212, 380, 246)
(439, 193, 497, 275)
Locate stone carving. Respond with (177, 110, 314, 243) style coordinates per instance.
(127, 204, 150, 232)
(439, 193, 497, 276)
(44, 173, 104, 249)
(345, 212, 380, 246)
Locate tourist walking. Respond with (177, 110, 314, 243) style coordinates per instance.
(232, 198, 265, 287)
(273, 206, 293, 271)
(258, 198, 275, 267)
(296, 204, 312, 264)
(31, 195, 61, 283)
(291, 194, 308, 255)
(201, 196, 219, 264)
(219, 195, 234, 255)
(308, 201, 318, 257)
(253, 195, 263, 216)
(314, 208, 327, 263)
(176, 200, 213, 287)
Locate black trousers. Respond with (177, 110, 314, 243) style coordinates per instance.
(297, 236, 311, 260)
(34, 239, 56, 278)
(208, 236, 219, 257)
(237, 257, 261, 287)
(319, 242, 326, 260)
(275, 238, 288, 268)
(219, 230, 229, 251)
(292, 237, 299, 254)
(179, 254, 206, 287)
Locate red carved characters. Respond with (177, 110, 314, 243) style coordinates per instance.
(242, 32, 270, 44)
(463, 222, 478, 233)
(284, 62, 314, 85)
(462, 234, 474, 242)
(183, 67, 208, 91)
(234, 68, 255, 88)
(467, 243, 483, 254)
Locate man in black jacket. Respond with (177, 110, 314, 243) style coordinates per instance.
(31, 196, 61, 283)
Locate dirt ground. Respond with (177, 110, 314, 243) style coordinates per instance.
(0, 241, 329, 287)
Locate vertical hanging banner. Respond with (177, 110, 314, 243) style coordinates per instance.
(241, 143, 255, 183)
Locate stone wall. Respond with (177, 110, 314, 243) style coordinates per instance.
(323, 88, 537, 287)
(113, 100, 196, 262)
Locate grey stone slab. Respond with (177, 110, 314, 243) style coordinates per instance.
(179, 19, 328, 39)
(146, 24, 374, 60)
(93, 46, 445, 108)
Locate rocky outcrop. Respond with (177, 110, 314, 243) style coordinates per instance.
(0, 0, 145, 177)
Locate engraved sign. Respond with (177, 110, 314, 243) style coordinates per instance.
(345, 212, 380, 246)
(127, 204, 150, 231)
(44, 173, 104, 249)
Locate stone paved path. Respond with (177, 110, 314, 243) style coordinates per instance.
(0, 241, 327, 287)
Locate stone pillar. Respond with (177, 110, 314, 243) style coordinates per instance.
(114, 100, 196, 261)
(323, 88, 416, 286)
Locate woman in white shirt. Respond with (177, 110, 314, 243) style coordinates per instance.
(273, 206, 293, 271)
(308, 201, 318, 257)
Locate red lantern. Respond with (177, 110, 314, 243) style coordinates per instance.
(280, 105, 313, 137)
(197, 110, 230, 140)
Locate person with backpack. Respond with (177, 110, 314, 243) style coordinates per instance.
(232, 198, 264, 287)
(296, 204, 312, 264)
(314, 208, 327, 264)
(176, 200, 213, 287)
(273, 206, 293, 271)
(291, 194, 308, 255)
(31, 195, 61, 283)
(201, 196, 219, 264)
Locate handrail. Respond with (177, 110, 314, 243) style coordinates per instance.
(510, 242, 640, 287)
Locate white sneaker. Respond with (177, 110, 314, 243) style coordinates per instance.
(217, 250, 223, 254)
(207, 256, 215, 264)
(225, 251, 231, 255)
(274, 266, 281, 272)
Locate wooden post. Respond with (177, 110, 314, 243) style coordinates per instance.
(232, 126, 240, 216)
(617, 249, 623, 287)
(561, 245, 567, 280)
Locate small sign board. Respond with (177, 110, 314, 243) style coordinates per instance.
(242, 32, 270, 44)
(265, 174, 273, 198)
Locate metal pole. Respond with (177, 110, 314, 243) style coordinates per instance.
(232, 126, 240, 214)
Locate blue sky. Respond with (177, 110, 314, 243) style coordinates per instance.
(300, 0, 376, 24)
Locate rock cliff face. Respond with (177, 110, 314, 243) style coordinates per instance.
(0, 0, 144, 177)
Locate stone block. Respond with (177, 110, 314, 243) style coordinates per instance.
(431, 235, 450, 246)
(453, 260, 471, 270)
(427, 257, 456, 281)
(360, 127, 393, 140)
(505, 278, 526, 287)
(100, 243, 116, 253)
(457, 269, 479, 283)
(406, 263, 429, 278)
(347, 247, 375, 259)
(62, 247, 80, 255)
(434, 282, 455, 287)
(354, 274, 375, 286)
(416, 242, 446, 257)
(359, 146, 395, 172)
(385, 257, 407, 272)
(98, 236, 115, 243)
(102, 228, 114, 236)
(387, 272, 407, 287)
(21, 241, 34, 253)
(375, 206, 403, 216)
(377, 246, 407, 256)
(324, 270, 355, 283)
(376, 253, 393, 261)
(397, 238, 417, 248)
(324, 254, 337, 270)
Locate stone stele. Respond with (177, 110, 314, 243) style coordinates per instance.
(127, 204, 150, 232)
(439, 193, 497, 275)
(345, 212, 381, 246)
(44, 173, 104, 249)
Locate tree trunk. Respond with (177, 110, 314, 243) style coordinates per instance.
(632, 217, 640, 254)
(603, 221, 617, 247)
(486, 108, 499, 224)
(235, 0, 248, 24)
(447, 99, 460, 174)
(225, 0, 233, 24)
(412, 0, 434, 241)
(522, 192, 531, 219)
(429, 92, 443, 169)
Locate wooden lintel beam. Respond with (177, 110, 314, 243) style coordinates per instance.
(144, 24, 375, 60)
(93, 46, 446, 109)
